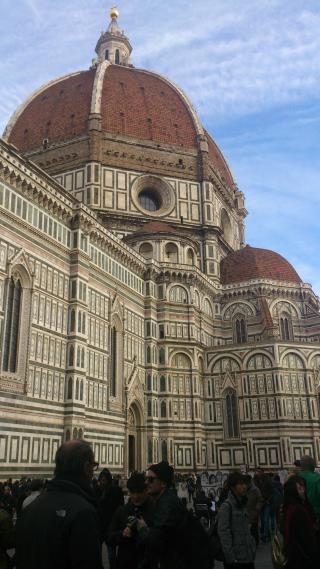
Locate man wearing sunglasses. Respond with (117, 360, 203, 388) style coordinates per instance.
(16, 439, 103, 569)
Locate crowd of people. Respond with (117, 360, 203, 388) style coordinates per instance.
(0, 442, 319, 569)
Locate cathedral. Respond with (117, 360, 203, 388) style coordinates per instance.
(0, 9, 319, 478)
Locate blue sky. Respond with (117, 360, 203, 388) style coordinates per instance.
(1, 0, 319, 293)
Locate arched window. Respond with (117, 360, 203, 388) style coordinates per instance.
(110, 326, 118, 397)
(159, 348, 165, 365)
(115, 49, 120, 64)
(148, 439, 153, 463)
(203, 298, 213, 317)
(224, 388, 240, 439)
(160, 376, 166, 392)
(221, 209, 232, 243)
(160, 401, 167, 418)
(169, 285, 188, 303)
(139, 243, 153, 259)
(65, 429, 71, 441)
(79, 380, 83, 400)
(67, 377, 73, 399)
(234, 318, 247, 343)
(81, 348, 85, 368)
(82, 314, 86, 334)
(73, 427, 78, 440)
(280, 314, 292, 340)
(146, 346, 151, 364)
(78, 428, 83, 439)
(69, 309, 75, 332)
(105, 49, 109, 60)
(161, 440, 168, 461)
(147, 374, 152, 390)
(78, 312, 82, 333)
(147, 399, 152, 417)
(68, 345, 74, 367)
(75, 379, 79, 399)
(77, 347, 81, 367)
(186, 248, 194, 265)
(3, 277, 22, 372)
(165, 243, 178, 263)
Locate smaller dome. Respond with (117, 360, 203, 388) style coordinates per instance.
(221, 245, 302, 285)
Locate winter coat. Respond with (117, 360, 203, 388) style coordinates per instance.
(16, 477, 103, 569)
(217, 491, 256, 565)
(246, 483, 263, 524)
(98, 484, 124, 537)
(108, 497, 155, 569)
(146, 488, 188, 569)
(0, 509, 15, 569)
(284, 502, 318, 569)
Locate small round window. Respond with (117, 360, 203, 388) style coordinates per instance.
(131, 175, 175, 218)
(138, 190, 161, 212)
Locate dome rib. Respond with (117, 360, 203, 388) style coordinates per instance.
(221, 245, 302, 285)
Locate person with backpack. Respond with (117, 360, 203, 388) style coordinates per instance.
(217, 472, 256, 569)
(282, 475, 318, 569)
(141, 461, 212, 569)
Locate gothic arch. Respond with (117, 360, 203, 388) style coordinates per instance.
(270, 299, 300, 319)
(222, 300, 256, 320)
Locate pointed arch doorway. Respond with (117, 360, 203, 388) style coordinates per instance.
(127, 402, 144, 473)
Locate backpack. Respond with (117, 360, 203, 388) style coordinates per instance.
(175, 509, 213, 569)
(208, 501, 232, 562)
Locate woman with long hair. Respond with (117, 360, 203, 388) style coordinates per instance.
(283, 475, 318, 569)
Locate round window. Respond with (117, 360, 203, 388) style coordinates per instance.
(138, 190, 161, 212)
(131, 175, 175, 218)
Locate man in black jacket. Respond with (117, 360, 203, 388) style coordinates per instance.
(16, 439, 103, 569)
(108, 473, 155, 569)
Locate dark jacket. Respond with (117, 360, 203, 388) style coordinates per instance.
(246, 483, 263, 524)
(284, 502, 318, 569)
(108, 498, 155, 569)
(217, 491, 256, 565)
(0, 508, 15, 569)
(146, 488, 187, 569)
(98, 484, 124, 537)
(16, 477, 103, 569)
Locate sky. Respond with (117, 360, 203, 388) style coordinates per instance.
(0, 0, 319, 293)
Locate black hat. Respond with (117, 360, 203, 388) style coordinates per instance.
(149, 461, 174, 486)
(127, 473, 146, 492)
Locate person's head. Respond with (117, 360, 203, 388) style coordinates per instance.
(284, 475, 306, 506)
(145, 461, 174, 498)
(54, 440, 98, 481)
(300, 455, 316, 472)
(3, 486, 11, 496)
(98, 468, 112, 489)
(273, 474, 281, 482)
(29, 479, 44, 492)
(127, 473, 148, 506)
(254, 467, 264, 478)
(227, 472, 248, 498)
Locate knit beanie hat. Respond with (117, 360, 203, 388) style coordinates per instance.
(149, 461, 174, 486)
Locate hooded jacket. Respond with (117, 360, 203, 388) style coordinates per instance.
(16, 477, 103, 569)
(217, 490, 256, 565)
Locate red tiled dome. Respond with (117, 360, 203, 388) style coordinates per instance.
(6, 65, 234, 186)
(221, 245, 302, 285)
